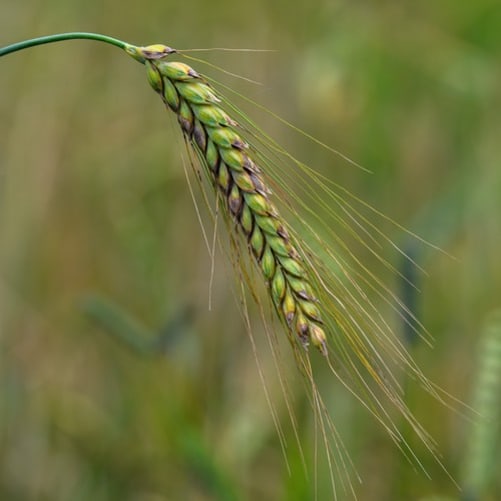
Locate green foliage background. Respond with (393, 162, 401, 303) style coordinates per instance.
(1, 1, 500, 499)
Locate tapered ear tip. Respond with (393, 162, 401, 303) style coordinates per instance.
(125, 44, 177, 63)
(310, 324, 328, 356)
(143, 45, 177, 59)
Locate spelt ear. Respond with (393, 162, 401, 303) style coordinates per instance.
(138, 48, 328, 355)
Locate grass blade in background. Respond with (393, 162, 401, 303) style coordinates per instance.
(462, 311, 501, 500)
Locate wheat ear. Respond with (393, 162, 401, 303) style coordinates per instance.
(126, 44, 328, 355)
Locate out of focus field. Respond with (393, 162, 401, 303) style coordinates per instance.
(1, 1, 500, 499)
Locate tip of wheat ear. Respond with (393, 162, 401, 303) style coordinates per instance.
(125, 44, 176, 63)
(129, 44, 328, 356)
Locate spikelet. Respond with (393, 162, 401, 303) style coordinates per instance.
(127, 44, 328, 355)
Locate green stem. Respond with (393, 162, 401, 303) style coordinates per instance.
(0, 32, 132, 58)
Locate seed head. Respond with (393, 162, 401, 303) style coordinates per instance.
(130, 45, 329, 355)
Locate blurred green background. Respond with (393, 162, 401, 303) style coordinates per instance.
(1, 1, 501, 499)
